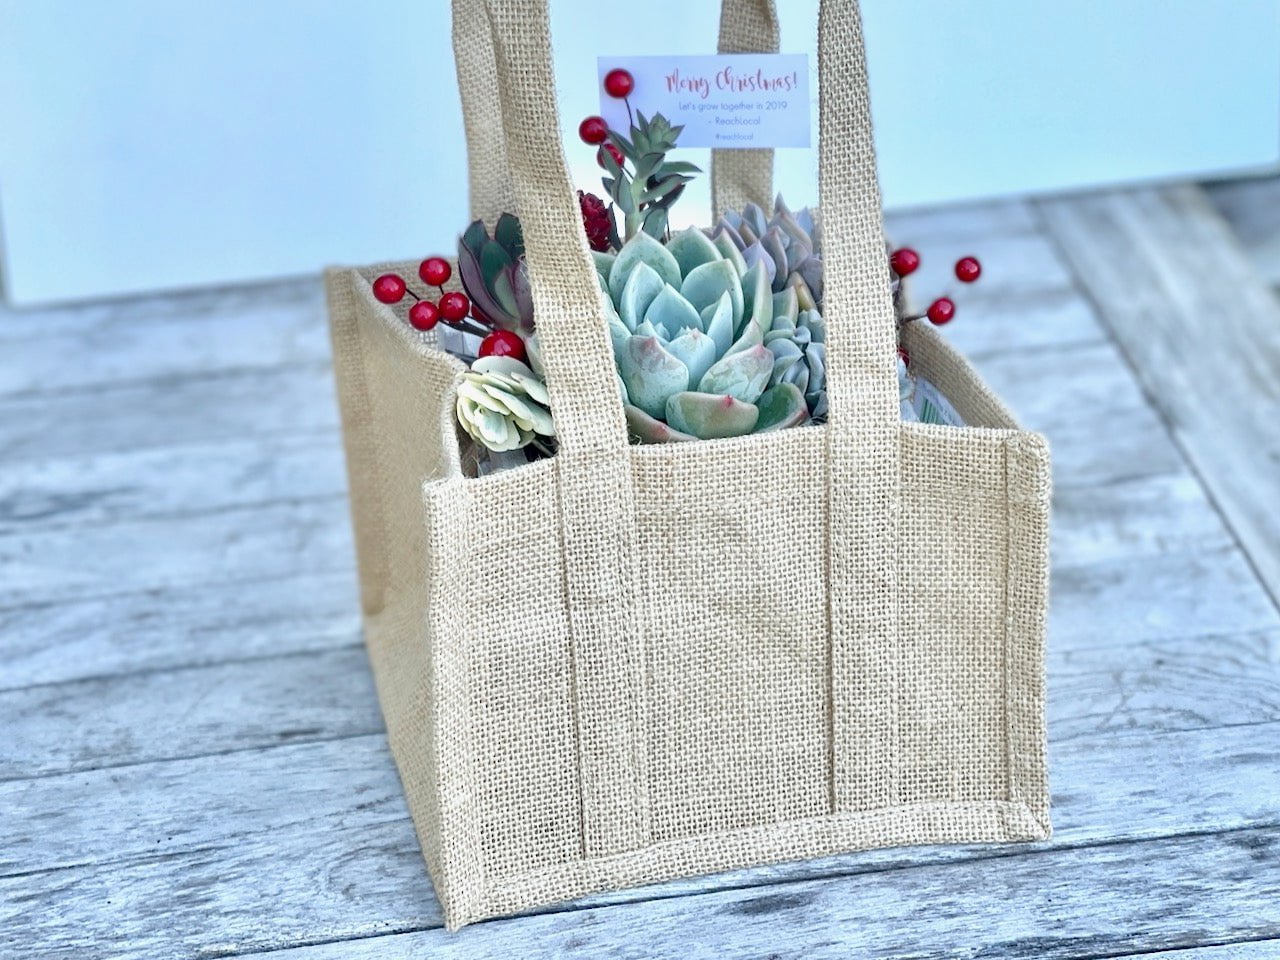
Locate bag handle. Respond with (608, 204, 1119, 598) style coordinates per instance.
(471, 0, 898, 449)
(710, 0, 779, 218)
(454, 0, 779, 226)
(471, 0, 900, 849)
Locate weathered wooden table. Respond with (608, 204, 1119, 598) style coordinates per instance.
(4, 181, 1279, 959)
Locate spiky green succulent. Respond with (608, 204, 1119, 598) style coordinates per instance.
(457, 213, 534, 334)
(596, 228, 809, 442)
(601, 111, 701, 244)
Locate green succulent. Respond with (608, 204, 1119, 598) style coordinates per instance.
(457, 213, 535, 334)
(598, 228, 809, 442)
(601, 111, 701, 244)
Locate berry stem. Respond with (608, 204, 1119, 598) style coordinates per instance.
(624, 96, 634, 130)
(451, 318, 491, 337)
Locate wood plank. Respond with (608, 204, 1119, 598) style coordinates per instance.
(2, 646, 382, 780)
(894, 224, 1074, 307)
(884, 197, 1042, 241)
(1204, 176, 1280, 288)
(0, 276, 320, 344)
(0, 434, 345, 534)
(942, 285, 1107, 361)
(1037, 184, 1280, 608)
(0, 570, 359, 691)
(1051, 472, 1231, 566)
(1050, 630, 1280, 740)
(1050, 545, 1279, 648)
(4, 608, 1275, 781)
(0, 279, 327, 397)
(7, 794, 1278, 960)
(973, 341, 1186, 487)
(7, 706, 1278, 882)
(0, 364, 338, 463)
(225, 828, 1280, 960)
(0, 498, 351, 608)
(1110, 944, 1280, 960)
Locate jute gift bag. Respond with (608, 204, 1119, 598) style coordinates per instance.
(325, 0, 1051, 930)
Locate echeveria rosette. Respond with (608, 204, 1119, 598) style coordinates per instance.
(457, 214, 535, 334)
(764, 292, 828, 421)
(455, 355, 555, 453)
(600, 228, 809, 442)
(715, 196, 823, 310)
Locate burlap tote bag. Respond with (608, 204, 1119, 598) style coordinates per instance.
(325, 0, 1051, 931)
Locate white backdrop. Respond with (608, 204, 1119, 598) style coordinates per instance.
(1, 0, 1277, 305)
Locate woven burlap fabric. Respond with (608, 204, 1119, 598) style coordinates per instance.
(326, 0, 1050, 931)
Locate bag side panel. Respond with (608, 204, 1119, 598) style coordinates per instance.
(630, 428, 831, 842)
(457, 462, 584, 879)
(897, 425, 1010, 804)
(896, 422, 1051, 821)
(326, 268, 480, 920)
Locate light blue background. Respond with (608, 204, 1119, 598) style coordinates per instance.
(1, 0, 1276, 305)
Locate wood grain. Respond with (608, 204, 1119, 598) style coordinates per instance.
(1038, 184, 1280, 607)
(0, 435, 346, 535)
(1204, 176, 1280, 289)
(0, 570, 360, 690)
(0, 498, 351, 608)
(0, 279, 328, 397)
(4, 720, 1279, 958)
(1049, 545, 1279, 648)
(7, 819, 1277, 960)
(2, 646, 381, 779)
(0, 364, 338, 464)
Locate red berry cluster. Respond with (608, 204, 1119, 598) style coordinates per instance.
(372, 257, 526, 360)
(889, 246, 983, 328)
(580, 68, 633, 169)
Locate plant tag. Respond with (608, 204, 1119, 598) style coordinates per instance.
(597, 55, 810, 149)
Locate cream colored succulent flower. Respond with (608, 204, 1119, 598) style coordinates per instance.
(455, 356, 555, 452)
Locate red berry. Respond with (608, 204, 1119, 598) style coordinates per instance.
(372, 273, 407, 304)
(954, 256, 982, 283)
(927, 297, 955, 325)
(408, 301, 440, 331)
(897, 346, 910, 366)
(439, 291, 471, 323)
(478, 329, 527, 362)
(889, 247, 920, 277)
(603, 68, 634, 99)
(578, 115, 609, 145)
(597, 142, 624, 168)
(419, 256, 451, 287)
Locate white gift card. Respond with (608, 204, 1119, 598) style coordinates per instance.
(597, 54, 810, 149)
